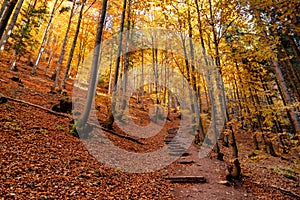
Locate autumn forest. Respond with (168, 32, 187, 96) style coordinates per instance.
(0, 0, 299, 199)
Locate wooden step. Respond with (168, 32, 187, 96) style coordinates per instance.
(169, 152, 183, 156)
(178, 159, 195, 164)
(166, 176, 206, 183)
(181, 152, 191, 157)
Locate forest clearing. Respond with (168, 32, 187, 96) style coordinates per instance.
(0, 0, 299, 199)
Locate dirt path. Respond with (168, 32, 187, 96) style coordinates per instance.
(169, 145, 255, 200)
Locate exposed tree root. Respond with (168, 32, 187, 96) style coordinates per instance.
(0, 93, 143, 145)
(0, 93, 71, 118)
(92, 124, 144, 145)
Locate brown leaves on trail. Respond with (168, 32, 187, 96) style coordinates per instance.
(0, 67, 299, 199)
(0, 68, 173, 199)
(0, 100, 173, 199)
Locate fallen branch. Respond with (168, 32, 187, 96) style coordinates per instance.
(1, 93, 144, 145)
(0, 93, 71, 118)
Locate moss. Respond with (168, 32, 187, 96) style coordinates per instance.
(283, 174, 298, 181)
(70, 124, 79, 138)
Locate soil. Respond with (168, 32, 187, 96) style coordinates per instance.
(0, 61, 299, 199)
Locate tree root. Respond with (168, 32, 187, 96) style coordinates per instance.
(0, 93, 143, 145)
(0, 93, 71, 118)
(91, 123, 144, 145)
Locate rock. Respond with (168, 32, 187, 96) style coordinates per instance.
(0, 96, 8, 104)
(52, 99, 72, 113)
(218, 180, 230, 186)
(10, 77, 22, 83)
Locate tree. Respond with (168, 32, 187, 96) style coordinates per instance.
(76, 0, 108, 131)
(0, 0, 25, 51)
(60, 0, 88, 89)
(103, 0, 127, 130)
(0, 0, 9, 20)
(9, 0, 48, 70)
(0, 0, 18, 39)
(54, 0, 77, 89)
(31, 0, 63, 74)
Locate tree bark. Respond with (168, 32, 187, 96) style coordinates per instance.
(0, 0, 24, 51)
(31, 0, 62, 74)
(103, 0, 127, 129)
(0, 0, 18, 39)
(61, 0, 87, 89)
(187, 6, 205, 142)
(54, 0, 76, 89)
(0, 0, 9, 20)
(272, 60, 300, 133)
(77, 0, 108, 128)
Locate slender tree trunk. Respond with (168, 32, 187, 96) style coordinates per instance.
(272, 60, 300, 133)
(187, 6, 205, 142)
(0, 0, 24, 51)
(77, 0, 108, 129)
(31, 0, 61, 74)
(288, 35, 300, 66)
(122, 0, 131, 109)
(53, 0, 76, 89)
(0, 0, 9, 20)
(194, 0, 206, 53)
(108, 41, 113, 95)
(61, 0, 87, 89)
(141, 47, 144, 110)
(0, 0, 17, 39)
(260, 75, 283, 133)
(103, 0, 127, 129)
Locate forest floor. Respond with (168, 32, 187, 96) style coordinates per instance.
(0, 59, 299, 199)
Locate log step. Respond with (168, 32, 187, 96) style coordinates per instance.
(166, 176, 206, 183)
(169, 152, 183, 156)
(181, 152, 190, 157)
(178, 159, 195, 164)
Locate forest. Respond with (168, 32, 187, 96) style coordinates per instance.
(0, 0, 299, 199)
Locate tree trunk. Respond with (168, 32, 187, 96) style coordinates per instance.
(141, 47, 144, 110)
(122, 0, 131, 109)
(76, 0, 108, 129)
(61, 0, 87, 89)
(0, 0, 24, 51)
(0, 0, 9, 20)
(187, 6, 205, 142)
(288, 34, 300, 67)
(272, 60, 300, 133)
(103, 0, 127, 129)
(31, 0, 61, 74)
(0, 0, 18, 39)
(108, 41, 113, 95)
(54, 0, 76, 89)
